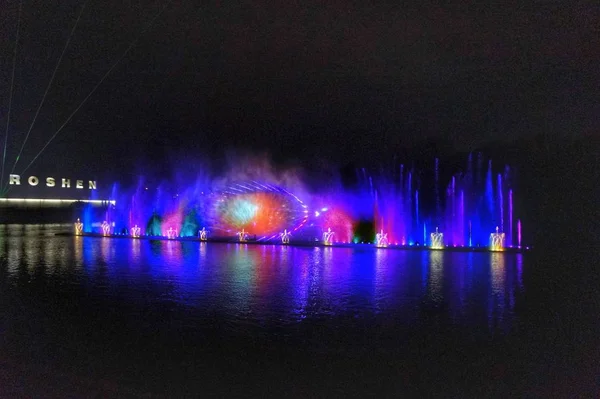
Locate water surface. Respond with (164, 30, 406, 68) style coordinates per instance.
(0, 224, 592, 397)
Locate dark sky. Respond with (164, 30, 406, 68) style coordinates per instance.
(0, 0, 598, 179)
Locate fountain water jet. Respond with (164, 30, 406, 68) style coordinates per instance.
(198, 227, 208, 241)
(375, 229, 389, 247)
(101, 221, 111, 236)
(430, 227, 444, 249)
(323, 228, 334, 245)
(70, 153, 526, 251)
(281, 229, 291, 244)
(490, 226, 505, 251)
(146, 213, 162, 236)
(131, 225, 141, 238)
(74, 218, 83, 235)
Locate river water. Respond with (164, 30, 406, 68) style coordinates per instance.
(0, 224, 596, 397)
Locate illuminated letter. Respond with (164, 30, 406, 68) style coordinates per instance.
(28, 176, 39, 186)
(62, 178, 70, 188)
(46, 177, 55, 187)
(88, 180, 96, 190)
(76, 180, 83, 189)
(9, 174, 20, 185)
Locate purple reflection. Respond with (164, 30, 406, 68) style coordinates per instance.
(0, 226, 527, 336)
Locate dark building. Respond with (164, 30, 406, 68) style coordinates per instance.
(0, 173, 113, 224)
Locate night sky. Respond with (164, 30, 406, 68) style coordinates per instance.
(0, 1, 598, 179)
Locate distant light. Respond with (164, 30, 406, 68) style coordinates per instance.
(321, 207, 328, 212)
(0, 198, 116, 206)
(314, 211, 320, 217)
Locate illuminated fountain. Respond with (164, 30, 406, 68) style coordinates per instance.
(439, 159, 517, 247)
(211, 182, 308, 240)
(490, 226, 505, 251)
(180, 209, 202, 237)
(74, 218, 83, 235)
(281, 229, 291, 244)
(72, 153, 526, 251)
(323, 228, 335, 245)
(131, 225, 141, 238)
(198, 227, 208, 241)
(430, 227, 444, 249)
(146, 213, 162, 236)
(375, 229, 389, 248)
(359, 164, 415, 245)
(101, 221, 111, 236)
(167, 227, 177, 240)
(354, 156, 517, 247)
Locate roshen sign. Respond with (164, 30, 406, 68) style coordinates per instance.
(9, 174, 97, 190)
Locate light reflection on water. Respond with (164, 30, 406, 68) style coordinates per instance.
(428, 250, 444, 305)
(0, 225, 526, 336)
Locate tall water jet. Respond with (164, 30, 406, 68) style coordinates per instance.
(447, 176, 456, 245)
(517, 219, 522, 248)
(435, 158, 441, 219)
(180, 208, 201, 237)
(146, 212, 162, 236)
(486, 160, 494, 220)
(82, 203, 94, 233)
(415, 190, 419, 227)
(468, 220, 472, 247)
(475, 152, 482, 186)
(444, 176, 467, 246)
(363, 163, 419, 244)
(498, 174, 504, 234)
(126, 179, 147, 233)
(508, 189, 513, 246)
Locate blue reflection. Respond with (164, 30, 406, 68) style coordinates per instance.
(0, 225, 526, 336)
